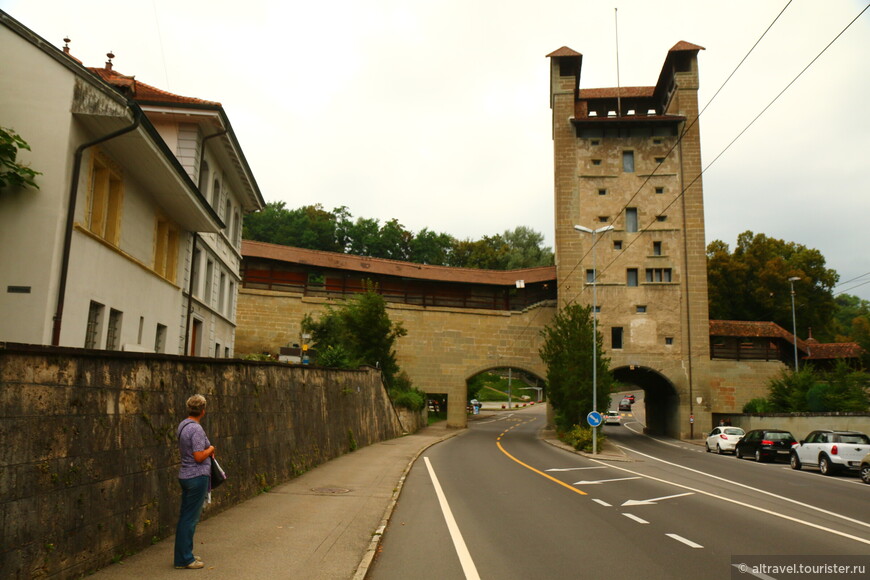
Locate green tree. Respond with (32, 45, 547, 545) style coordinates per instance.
(1, 126, 41, 191)
(302, 282, 407, 388)
(539, 304, 613, 432)
(409, 228, 454, 265)
(765, 362, 868, 412)
(502, 226, 554, 269)
(706, 231, 838, 340)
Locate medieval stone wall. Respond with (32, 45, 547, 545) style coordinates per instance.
(236, 288, 554, 428)
(0, 344, 403, 580)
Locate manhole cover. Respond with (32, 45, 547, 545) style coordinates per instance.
(311, 487, 350, 494)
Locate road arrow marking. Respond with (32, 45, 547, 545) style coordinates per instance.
(621, 492, 694, 506)
(546, 467, 606, 472)
(573, 477, 641, 485)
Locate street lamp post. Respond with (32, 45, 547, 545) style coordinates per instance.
(788, 276, 801, 372)
(574, 224, 614, 456)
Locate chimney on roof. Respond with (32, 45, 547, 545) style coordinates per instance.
(105, 51, 115, 71)
(63, 37, 71, 55)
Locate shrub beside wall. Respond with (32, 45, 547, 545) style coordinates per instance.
(0, 344, 404, 579)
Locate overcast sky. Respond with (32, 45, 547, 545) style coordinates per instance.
(3, 0, 869, 300)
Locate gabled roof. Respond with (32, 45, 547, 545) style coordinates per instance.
(546, 46, 582, 58)
(669, 41, 705, 53)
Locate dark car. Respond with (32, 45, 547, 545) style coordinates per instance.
(735, 429, 797, 463)
(626, 394, 636, 403)
(618, 398, 632, 411)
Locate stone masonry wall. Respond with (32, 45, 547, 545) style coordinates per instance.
(236, 288, 554, 428)
(0, 343, 403, 580)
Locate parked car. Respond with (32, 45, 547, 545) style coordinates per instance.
(705, 426, 745, 454)
(861, 453, 870, 484)
(618, 398, 632, 411)
(604, 411, 622, 425)
(790, 430, 870, 475)
(735, 429, 797, 462)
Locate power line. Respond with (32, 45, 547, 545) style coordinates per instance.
(570, 1, 869, 302)
(558, 0, 796, 303)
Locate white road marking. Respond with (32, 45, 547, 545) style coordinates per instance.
(623, 513, 649, 524)
(622, 492, 694, 507)
(572, 477, 641, 485)
(546, 467, 606, 472)
(424, 457, 481, 580)
(592, 499, 612, 507)
(618, 445, 870, 531)
(666, 533, 703, 548)
(582, 451, 870, 545)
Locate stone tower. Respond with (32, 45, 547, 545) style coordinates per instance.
(547, 42, 711, 435)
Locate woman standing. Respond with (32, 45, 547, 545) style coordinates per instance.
(174, 394, 215, 570)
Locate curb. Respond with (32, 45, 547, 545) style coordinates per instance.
(538, 428, 634, 462)
(351, 426, 467, 580)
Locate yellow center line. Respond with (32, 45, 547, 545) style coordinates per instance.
(496, 438, 588, 497)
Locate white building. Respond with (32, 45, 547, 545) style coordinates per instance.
(0, 10, 264, 356)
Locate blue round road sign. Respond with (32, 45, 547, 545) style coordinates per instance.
(587, 411, 603, 427)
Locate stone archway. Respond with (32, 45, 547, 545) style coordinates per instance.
(612, 365, 680, 438)
(465, 364, 547, 405)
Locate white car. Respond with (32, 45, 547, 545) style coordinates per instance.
(604, 411, 621, 425)
(705, 426, 745, 454)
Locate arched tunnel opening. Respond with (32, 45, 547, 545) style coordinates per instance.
(465, 367, 546, 408)
(612, 366, 680, 438)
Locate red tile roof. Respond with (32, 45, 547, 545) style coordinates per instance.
(242, 241, 556, 286)
(88, 65, 221, 106)
(709, 320, 864, 361)
(669, 41, 705, 53)
(546, 46, 582, 58)
(804, 342, 866, 360)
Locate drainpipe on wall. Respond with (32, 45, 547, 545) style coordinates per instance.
(183, 129, 228, 354)
(51, 107, 142, 346)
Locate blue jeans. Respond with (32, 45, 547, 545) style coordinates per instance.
(174, 475, 209, 567)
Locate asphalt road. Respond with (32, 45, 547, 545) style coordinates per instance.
(368, 405, 870, 580)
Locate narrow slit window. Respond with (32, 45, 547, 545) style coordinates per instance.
(622, 151, 635, 172)
(625, 208, 638, 232)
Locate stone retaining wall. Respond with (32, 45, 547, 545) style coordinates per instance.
(0, 343, 405, 579)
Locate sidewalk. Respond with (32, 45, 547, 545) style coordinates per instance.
(89, 420, 465, 580)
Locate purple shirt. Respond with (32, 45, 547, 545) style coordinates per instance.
(177, 419, 211, 480)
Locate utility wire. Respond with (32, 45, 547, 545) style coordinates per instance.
(557, 0, 796, 302)
(566, 1, 869, 305)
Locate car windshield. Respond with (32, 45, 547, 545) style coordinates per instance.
(724, 428, 744, 436)
(766, 432, 793, 441)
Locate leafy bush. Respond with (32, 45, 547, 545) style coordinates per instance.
(389, 371, 426, 411)
(560, 425, 605, 453)
(742, 398, 772, 413)
(391, 389, 425, 411)
(317, 345, 353, 368)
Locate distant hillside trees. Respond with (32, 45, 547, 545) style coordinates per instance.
(242, 202, 554, 269)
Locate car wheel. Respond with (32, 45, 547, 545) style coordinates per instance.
(735, 447, 743, 459)
(819, 455, 834, 476)
(755, 449, 764, 462)
(716, 444, 724, 455)
(861, 464, 870, 484)
(790, 453, 801, 470)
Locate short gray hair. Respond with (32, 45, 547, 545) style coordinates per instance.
(186, 394, 207, 416)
